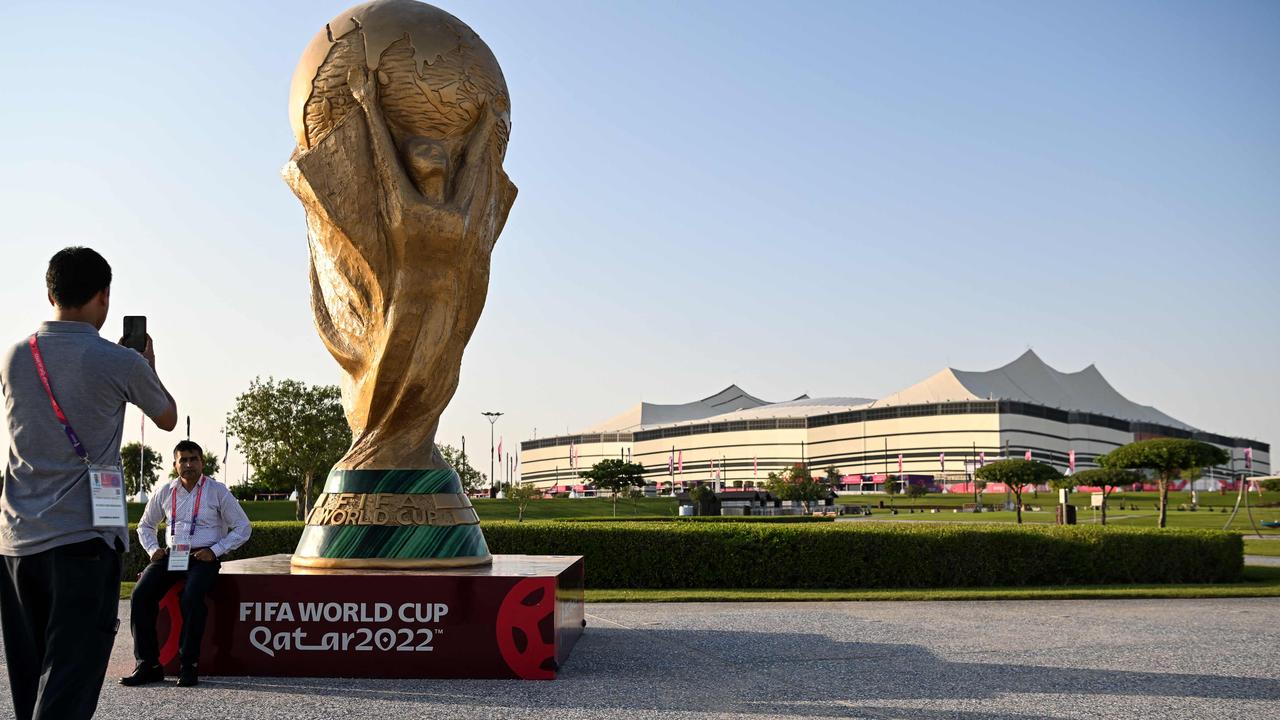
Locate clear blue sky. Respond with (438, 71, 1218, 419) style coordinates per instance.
(2, 0, 1276, 482)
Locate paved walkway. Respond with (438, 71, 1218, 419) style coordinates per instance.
(2, 598, 1278, 719)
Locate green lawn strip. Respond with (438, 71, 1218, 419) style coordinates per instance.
(1244, 538, 1280, 556)
(121, 567, 1277, 603)
(861, 508, 1280, 533)
(471, 497, 679, 521)
(584, 567, 1280, 603)
(125, 493, 1277, 525)
(843, 490, 1280, 511)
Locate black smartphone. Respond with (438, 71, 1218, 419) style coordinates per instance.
(122, 316, 147, 352)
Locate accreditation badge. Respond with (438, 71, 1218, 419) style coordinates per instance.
(88, 464, 127, 528)
(168, 521, 191, 572)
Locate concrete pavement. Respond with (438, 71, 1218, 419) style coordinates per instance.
(2, 598, 1278, 719)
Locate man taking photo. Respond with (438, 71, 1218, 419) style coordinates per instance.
(124, 440, 251, 687)
(0, 247, 178, 720)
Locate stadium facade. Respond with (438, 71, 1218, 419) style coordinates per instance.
(518, 351, 1270, 493)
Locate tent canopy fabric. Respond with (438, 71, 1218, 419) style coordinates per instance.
(588, 384, 775, 432)
(874, 350, 1193, 429)
(578, 351, 1195, 436)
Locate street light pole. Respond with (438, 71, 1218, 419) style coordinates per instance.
(482, 411, 503, 497)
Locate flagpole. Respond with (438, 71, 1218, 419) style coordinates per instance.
(139, 412, 145, 497)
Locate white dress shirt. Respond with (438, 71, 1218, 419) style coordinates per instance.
(137, 476, 251, 559)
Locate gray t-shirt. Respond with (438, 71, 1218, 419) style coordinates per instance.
(0, 321, 170, 556)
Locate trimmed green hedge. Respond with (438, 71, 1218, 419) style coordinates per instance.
(483, 522, 1242, 588)
(124, 521, 1242, 589)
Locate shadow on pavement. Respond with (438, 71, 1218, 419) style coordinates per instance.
(183, 624, 1280, 718)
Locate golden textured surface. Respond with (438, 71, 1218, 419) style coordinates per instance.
(283, 0, 517, 471)
(306, 492, 479, 526)
(290, 553, 493, 570)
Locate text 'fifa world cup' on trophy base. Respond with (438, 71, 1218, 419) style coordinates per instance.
(282, 0, 517, 568)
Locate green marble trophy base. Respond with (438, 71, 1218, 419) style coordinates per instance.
(291, 468, 491, 569)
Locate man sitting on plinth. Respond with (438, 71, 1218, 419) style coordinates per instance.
(121, 440, 251, 687)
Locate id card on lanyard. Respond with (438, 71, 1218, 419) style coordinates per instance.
(168, 478, 204, 572)
(28, 335, 126, 528)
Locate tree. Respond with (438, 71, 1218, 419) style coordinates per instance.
(972, 476, 987, 505)
(1179, 467, 1203, 504)
(438, 444, 485, 493)
(626, 487, 645, 514)
(882, 474, 901, 508)
(825, 465, 842, 486)
(1098, 439, 1229, 528)
(168, 451, 221, 480)
(1261, 478, 1280, 493)
(765, 463, 829, 514)
(578, 458, 647, 516)
(1069, 467, 1142, 525)
(1049, 473, 1078, 492)
(688, 484, 716, 516)
(906, 483, 929, 501)
(226, 377, 351, 521)
(121, 442, 162, 497)
(505, 483, 542, 522)
(975, 459, 1063, 524)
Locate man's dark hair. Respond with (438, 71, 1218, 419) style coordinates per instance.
(173, 440, 204, 459)
(46, 247, 112, 308)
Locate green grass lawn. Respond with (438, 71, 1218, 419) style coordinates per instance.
(584, 566, 1280, 602)
(862, 505, 1280, 534)
(122, 567, 1280, 602)
(128, 492, 1274, 525)
(127, 497, 682, 524)
(839, 490, 1280, 511)
(1245, 538, 1280, 556)
(471, 497, 678, 521)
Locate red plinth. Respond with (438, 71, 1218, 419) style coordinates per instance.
(155, 554, 585, 680)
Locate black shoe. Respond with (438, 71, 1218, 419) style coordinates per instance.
(176, 665, 199, 687)
(119, 663, 165, 686)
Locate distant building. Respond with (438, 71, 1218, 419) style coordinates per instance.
(519, 351, 1270, 493)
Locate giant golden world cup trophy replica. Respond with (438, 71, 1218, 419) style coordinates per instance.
(283, 0, 516, 568)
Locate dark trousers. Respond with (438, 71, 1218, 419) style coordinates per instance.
(130, 552, 220, 668)
(0, 538, 122, 720)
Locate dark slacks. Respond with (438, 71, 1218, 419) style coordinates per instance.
(0, 538, 122, 720)
(129, 552, 220, 668)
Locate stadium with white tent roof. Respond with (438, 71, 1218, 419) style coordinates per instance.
(518, 351, 1269, 494)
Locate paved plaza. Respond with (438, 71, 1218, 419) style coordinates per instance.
(3, 597, 1277, 719)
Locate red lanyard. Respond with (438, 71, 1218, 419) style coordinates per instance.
(170, 477, 205, 527)
(27, 335, 89, 463)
